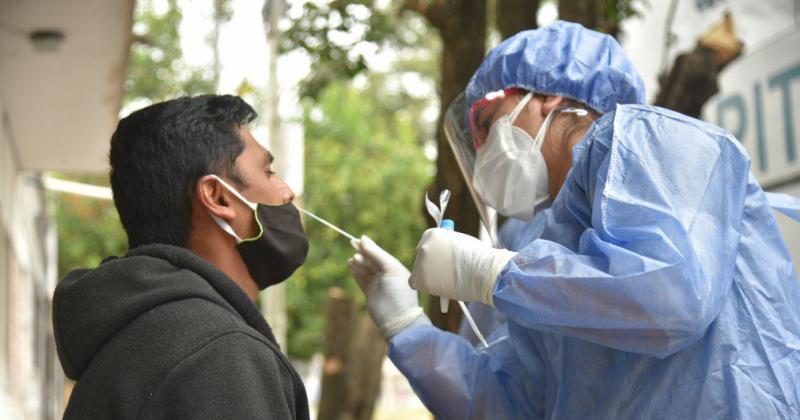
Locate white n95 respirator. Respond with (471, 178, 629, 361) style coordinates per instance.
(472, 91, 552, 222)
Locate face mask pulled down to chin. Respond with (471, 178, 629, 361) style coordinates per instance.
(206, 174, 309, 290)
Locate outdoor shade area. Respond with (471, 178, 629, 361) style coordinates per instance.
(0, 0, 798, 419)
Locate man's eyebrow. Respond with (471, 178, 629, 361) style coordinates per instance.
(264, 152, 274, 165)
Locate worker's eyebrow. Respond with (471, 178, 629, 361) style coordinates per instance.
(264, 151, 274, 165)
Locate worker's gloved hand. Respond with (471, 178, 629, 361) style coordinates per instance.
(348, 236, 428, 340)
(409, 228, 516, 306)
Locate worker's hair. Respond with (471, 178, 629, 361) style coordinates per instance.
(109, 95, 257, 249)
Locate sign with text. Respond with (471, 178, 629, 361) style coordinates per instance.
(703, 28, 800, 188)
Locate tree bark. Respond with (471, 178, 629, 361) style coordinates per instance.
(346, 315, 387, 420)
(654, 13, 743, 118)
(318, 288, 356, 420)
(211, 0, 232, 91)
(496, 0, 540, 40)
(653, 46, 722, 118)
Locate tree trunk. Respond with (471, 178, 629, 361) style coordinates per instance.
(653, 46, 721, 118)
(654, 13, 743, 118)
(211, 0, 232, 91)
(318, 288, 356, 420)
(496, 0, 540, 40)
(346, 315, 387, 420)
(404, 0, 487, 332)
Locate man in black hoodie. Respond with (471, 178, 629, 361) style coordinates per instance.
(53, 95, 310, 419)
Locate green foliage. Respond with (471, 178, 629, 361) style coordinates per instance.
(285, 78, 433, 358)
(281, 2, 440, 355)
(124, 0, 214, 105)
(51, 174, 127, 277)
(282, 0, 437, 98)
(601, 0, 643, 37)
(604, 0, 642, 25)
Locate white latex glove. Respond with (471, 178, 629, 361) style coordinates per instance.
(348, 235, 428, 340)
(409, 228, 516, 306)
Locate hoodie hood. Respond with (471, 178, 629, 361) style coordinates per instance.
(53, 244, 276, 380)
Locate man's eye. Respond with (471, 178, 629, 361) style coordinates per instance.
(266, 170, 275, 177)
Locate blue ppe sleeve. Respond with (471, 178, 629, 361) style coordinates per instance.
(493, 105, 751, 358)
(388, 323, 542, 419)
(765, 191, 800, 222)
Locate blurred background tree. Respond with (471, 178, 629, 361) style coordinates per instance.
(210, 0, 234, 90)
(287, 75, 434, 358)
(125, 0, 215, 106)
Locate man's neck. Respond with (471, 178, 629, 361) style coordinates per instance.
(188, 237, 259, 302)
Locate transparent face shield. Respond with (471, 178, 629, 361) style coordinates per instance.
(444, 89, 521, 245)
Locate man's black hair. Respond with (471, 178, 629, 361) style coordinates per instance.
(110, 94, 257, 249)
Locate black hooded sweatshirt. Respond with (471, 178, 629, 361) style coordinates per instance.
(53, 244, 310, 420)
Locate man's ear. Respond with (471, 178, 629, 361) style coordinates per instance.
(540, 95, 566, 117)
(196, 175, 236, 221)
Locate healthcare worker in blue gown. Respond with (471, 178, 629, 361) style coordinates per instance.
(348, 20, 800, 419)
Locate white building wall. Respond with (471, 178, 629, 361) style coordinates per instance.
(0, 101, 20, 420)
(0, 102, 62, 419)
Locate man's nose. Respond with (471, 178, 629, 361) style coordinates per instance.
(280, 178, 295, 203)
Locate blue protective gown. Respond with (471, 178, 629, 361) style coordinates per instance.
(390, 104, 800, 419)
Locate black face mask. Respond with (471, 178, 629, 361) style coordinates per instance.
(236, 203, 309, 289)
(208, 175, 309, 289)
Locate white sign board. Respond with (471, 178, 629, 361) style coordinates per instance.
(703, 27, 800, 274)
(703, 29, 800, 188)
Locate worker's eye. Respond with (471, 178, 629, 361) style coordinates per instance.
(265, 169, 275, 178)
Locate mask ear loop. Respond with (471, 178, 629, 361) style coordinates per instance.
(211, 215, 245, 244)
(510, 92, 551, 153)
(208, 174, 257, 210)
(530, 106, 590, 152)
(206, 174, 263, 244)
(509, 91, 534, 123)
(531, 107, 558, 152)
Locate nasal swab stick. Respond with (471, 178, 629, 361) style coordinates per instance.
(459, 301, 489, 348)
(297, 207, 358, 241)
(440, 219, 489, 348)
